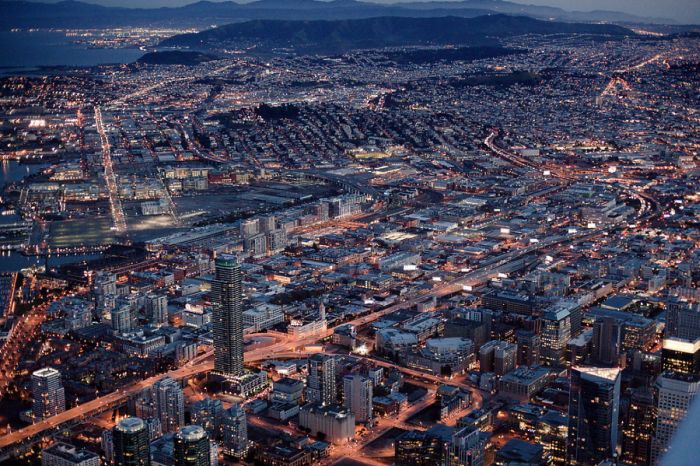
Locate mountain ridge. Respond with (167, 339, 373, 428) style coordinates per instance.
(0, 0, 677, 29)
(159, 15, 635, 54)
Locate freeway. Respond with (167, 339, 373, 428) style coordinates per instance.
(0, 176, 654, 453)
(484, 130, 574, 182)
(484, 130, 661, 225)
(0, 237, 556, 452)
(0, 350, 215, 450)
(0, 220, 599, 452)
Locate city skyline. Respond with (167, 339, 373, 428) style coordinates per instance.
(0, 2, 698, 466)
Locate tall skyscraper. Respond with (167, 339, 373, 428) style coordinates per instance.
(31, 368, 65, 421)
(651, 372, 700, 465)
(567, 366, 621, 465)
(540, 308, 571, 367)
(343, 374, 373, 424)
(621, 388, 655, 466)
(212, 254, 244, 378)
(591, 316, 622, 366)
(222, 404, 248, 458)
(306, 354, 337, 406)
(661, 337, 700, 376)
(112, 417, 151, 466)
(174, 425, 211, 466)
(154, 376, 184, 433)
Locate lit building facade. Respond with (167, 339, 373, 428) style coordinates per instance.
(31, 368, 66, 421)
(566, 366, 621, 465)
(212, 254, 244, 377)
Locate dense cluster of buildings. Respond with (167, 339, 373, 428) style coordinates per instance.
(0, 12, 699, 466)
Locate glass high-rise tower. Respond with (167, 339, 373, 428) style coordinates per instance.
(566, 366, 621, 465)
(113, 417, 151, 466)
(212, 254, 244, 377)
(174, 425, 211, 466)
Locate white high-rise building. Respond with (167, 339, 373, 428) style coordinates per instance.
(298, 403, 355, 445)
(32, 368, 66, 421)
(306, 354, 337, 406)
(651, 372, 700, 465)
(222, 404, 248, 458)
(153, 377, 184, 433)
(343, 375, 373, 424)
(240, 218, 259, 238)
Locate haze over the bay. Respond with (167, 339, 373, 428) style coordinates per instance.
(18, 0, 700, 24)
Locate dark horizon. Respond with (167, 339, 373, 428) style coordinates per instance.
(6, 0, 700, 23)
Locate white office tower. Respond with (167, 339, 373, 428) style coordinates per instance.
(32, 368, 66, 421)
(212, 254, 244, 378)
(154, 376, 185, 433)
(651, 372, 700, 465)
(41, 442, 100, 466)
(306, 354, 337, 406)
(449, 426, 486, 466)
(146, 293, 168, 325)
(541, 308, 571, 367)
(343, 375, 373, 424)
(222, 404, 248, 458)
